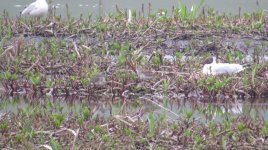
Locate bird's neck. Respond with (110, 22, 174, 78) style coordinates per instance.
(212, 56, 217, 64)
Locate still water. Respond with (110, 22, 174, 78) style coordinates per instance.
(1, 95, 268, 123)
(0, 0, 267, 18)
(0, 0, 267, 122)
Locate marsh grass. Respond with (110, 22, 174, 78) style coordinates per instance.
(0, 8, 267, 99)
(0, 95, 268, 149)
(0, 2, 268, 149)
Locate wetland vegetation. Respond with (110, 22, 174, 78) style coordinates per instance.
(0, 1, 268, 149)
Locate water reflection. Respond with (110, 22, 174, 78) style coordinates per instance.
(1, 95, 268, 123)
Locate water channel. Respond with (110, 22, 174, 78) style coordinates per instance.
(0, 0, 268, 124)
(0, 0, 267, 18)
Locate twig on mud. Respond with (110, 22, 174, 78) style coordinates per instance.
(202, 129, 232, 143)
(140, 96, 183, 120)
(215, 129, 232, 137)
(126, 116, 136, 123)
(19, 20, 31, 31)
(26, 58, 40, 73)
(153, 79, 165, 89)
(35, 127, 80, 149)
(81, 45, 92, 52)
(122, 90, 129, 97)
(133, 41, 151, 56)
(0, 46, 13, 58)
(98, 141, 103, 150)
(107, 80, 123, 86)
(125, 82, 137, 88)
(35, 130, 55, 136)
(141, 18, 160, 36)
(38, 145, 52, 150)
(35, 127, 79, 140)
(150, 27, 165, 33)
(0, 112, 10, 122)
(72, 41, 81, 58)
(155, 70, 190, 76)
(71, 128, 80, 150)
(119, 100, 127, 115)
(114, 115, 133, 126)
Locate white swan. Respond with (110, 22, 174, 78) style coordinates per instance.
(202, 56, 246, 75)
(22, 0, 48, 17)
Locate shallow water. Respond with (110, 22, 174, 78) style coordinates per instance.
(0, 0, 267, 18)
(1, 95, 268, 123)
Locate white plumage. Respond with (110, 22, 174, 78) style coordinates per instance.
(202, 57, 245, 75)
(22, 0, 48, 17)
(128, 9, 132, 23)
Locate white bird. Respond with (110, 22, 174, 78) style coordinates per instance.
(127, 9, 132, 23)
(22, 0, 48, 17)
(202, 56, 246, 75)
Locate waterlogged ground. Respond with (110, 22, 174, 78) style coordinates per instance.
(1, 95, 268, 149)
(1, 96, 268, 122)
(0, 5, 268, 149)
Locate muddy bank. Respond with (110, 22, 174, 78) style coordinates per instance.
(0, 10, 268, 100)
